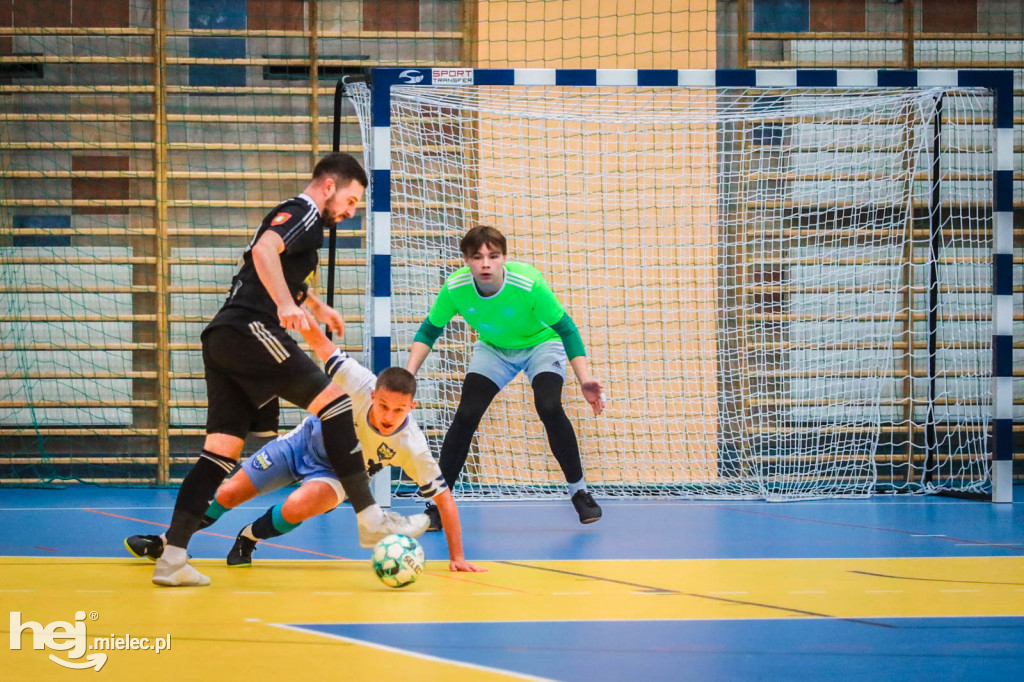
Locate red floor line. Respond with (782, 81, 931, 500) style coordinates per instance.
(82, 508, 354, 560)
(83, 507, 533, 590)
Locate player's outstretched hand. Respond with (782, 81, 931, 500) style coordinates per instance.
(278, 302, 309, 330)
(300, 306, 318, 327)
(581, 379, 605, 416)
(314, 304, 345, 337)
(450, 558, 487, 573)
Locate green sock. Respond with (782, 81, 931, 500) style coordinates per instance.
(251, 504, 301, 540)
(206, 499, 229, 520)
(197, 498, 230, 529)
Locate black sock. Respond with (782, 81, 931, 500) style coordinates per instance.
(165, 450, 235, 547)
(318, 395, 375, 512)
(250, 508, 283, 540)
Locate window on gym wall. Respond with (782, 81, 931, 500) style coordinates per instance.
(753, 0, 810, 33)
(922, 0, 978, 33)
(188, 0, 247, 87)
(753, 0, 872, 33)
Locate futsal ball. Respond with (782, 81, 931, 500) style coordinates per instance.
(372, 533, 425, 588)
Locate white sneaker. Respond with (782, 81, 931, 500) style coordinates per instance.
(358, 512, 430, 549)
(152, 557, 210, 587)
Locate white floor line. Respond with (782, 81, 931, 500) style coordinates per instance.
(271, 623, 556, 682)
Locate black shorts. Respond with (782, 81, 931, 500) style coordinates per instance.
(201, 322, 331, 439)
(249, 398, 280, 437)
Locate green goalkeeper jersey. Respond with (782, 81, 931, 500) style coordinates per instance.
(416, 261, 585, 356)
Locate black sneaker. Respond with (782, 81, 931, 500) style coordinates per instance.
(124, 534, 165, 561)
(227, 529, 258, 567)
(571, 490, 602, 524)
(424, 501, 442, 532)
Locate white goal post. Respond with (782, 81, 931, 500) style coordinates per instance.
(349, 68, 1015, 502)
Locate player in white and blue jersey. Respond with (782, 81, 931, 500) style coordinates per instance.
(126, 311, 485, 573)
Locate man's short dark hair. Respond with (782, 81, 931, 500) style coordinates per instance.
(460, 225, 507, 258)
(313, 152, 368, 188)
(376, 367, 417, 397)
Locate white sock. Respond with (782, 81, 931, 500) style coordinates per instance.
(568, 478, 587, 496)
(241, 524, 257, 541)
(356, 504, 384, 530)
(162, 545, 187, 565)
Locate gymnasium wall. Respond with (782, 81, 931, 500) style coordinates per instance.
(0, 0, 1020, 485)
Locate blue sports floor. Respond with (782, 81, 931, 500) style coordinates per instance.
(1, 486, 1022, 681)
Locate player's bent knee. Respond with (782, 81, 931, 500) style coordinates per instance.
(309, 478, 345, 510)
(202, 433, 245, 460)
(534, 393, 567, 422)
(453, 398, 489, 426)
(532, 373, 567, 421)
(284, 478, 343, 520)
(534, 396, 565, 420)
(306, 382, 345, 414)
(215, 471, 257, 508)
(451, 373, 499, 427)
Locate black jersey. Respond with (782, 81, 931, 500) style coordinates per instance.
(207, 194, 323, 330)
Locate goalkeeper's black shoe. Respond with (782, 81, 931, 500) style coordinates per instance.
(124, 534, 165, 561)
(571, 490, 602, 524)
(424, 501, 442, 532)
(227, 529, 258, 567)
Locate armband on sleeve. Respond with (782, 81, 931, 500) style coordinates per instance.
(413, 319, 446, 348)
(324, 348, 349, 378)
(551, 313, 586, 360)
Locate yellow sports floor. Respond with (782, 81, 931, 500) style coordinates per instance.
(3, 555, 1023, 680)
(3, 490, 1023, 680)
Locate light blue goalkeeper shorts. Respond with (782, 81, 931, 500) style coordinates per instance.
(466, 339, 567, 389)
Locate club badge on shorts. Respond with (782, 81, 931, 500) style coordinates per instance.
(251, 452, 273, 470)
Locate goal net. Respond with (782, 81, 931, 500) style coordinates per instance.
(350, 78, 995, 500)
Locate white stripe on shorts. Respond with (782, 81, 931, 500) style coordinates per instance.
(248, 321, 290, 363)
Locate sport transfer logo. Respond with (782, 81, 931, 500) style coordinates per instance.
(10, 611, 171, 672)
(398, 69, 424, 84)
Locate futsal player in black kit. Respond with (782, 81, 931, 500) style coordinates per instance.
(152, 152, 428, 586)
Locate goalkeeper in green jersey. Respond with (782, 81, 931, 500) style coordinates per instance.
(406, 225, 605, 526)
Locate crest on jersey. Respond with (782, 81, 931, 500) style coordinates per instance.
(251, 452, 273, 470)
(376, 442, 397, 462)
(271, 212, 292, 226)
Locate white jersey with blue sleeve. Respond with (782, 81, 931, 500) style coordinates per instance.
(321, 349, 447, 500)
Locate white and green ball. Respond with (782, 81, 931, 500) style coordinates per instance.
(371, 533, 425, 588)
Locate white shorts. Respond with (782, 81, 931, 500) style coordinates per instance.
(466, 339, 567, 389)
